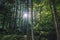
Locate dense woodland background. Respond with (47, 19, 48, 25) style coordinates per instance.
(0, 0, 60, 40)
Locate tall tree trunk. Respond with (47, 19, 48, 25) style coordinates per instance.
(31, 0, 34, 40)
(26, 0, 29, 40)
(50, 0, 60, 40)
(2, 14, 5, 29)
(14, 0, 18, 32)
(19, 0, 21, 32)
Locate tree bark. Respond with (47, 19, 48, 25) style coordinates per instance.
(50, 0, 60, 40)
(31, 0, 34, 40)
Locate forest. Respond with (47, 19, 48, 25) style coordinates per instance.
(0, 0, 60, 40)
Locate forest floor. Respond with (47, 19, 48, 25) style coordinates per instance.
(0, 34, 24, 40)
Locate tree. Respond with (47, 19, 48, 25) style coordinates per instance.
(50, 0, 60, 40)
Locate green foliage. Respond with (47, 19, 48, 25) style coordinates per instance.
(33, 0, 54, 31)
(0, 0, 60, 40)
